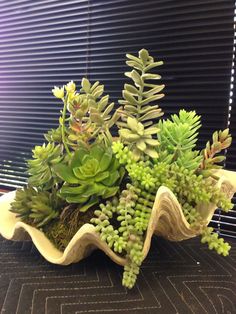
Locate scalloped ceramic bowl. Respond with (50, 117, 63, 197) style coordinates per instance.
(0, 169, 236, 267)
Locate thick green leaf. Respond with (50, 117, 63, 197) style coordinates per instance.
(79, 197, 99, 212)
(102, 170, 120, 186)
(126, 53, 143, 64)
(139, 49, 149, 64)
(124, 105, 138, 113)
(66, 195, 89, 203)
(130, 70, 143, 87)
(53, 164, 79, 184)
(60, 184, 87, 195)
(127, 117, 139, 132)
(119, 129, 140, 142)
(142, 73, 161, 80)
(95, 171, 110, 182)
(102, 186, 119, 198)
(81, 78, 91, 93)
(90, 145, 104, 161)
(98, 95, 109, 111)
(144, 61, 163, 72)
(92, 85, 104, 99)
(145, 138, 160, 146)
(142, 85, 165, 97)
(144, 126, 159, 135)
(126, 60, 143, 71)
(124, 84, 139, 95)
(90, 81, 100, 92)
(140, 109, 163, 121)
(136, 140, 146, 151)
(145, 148, 158, 158)
(139, 94, 164, 106)
(102, 103, 114, 118)
(100, 150, 112, 171)
(123, 90, 137, 105)
(71, 148, 88, 168)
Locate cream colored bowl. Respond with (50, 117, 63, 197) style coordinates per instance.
(0, 169, 235, 266)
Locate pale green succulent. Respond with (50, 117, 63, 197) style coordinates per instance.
(118, 49, 164, 124)
(119, 116, 159, 159)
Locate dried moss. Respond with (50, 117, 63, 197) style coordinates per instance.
(42, 205, 96, 251)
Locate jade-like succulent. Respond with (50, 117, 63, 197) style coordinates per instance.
(54, 144, 124, 211)
(118, 49, 164, 124)
(119, 116, 159, 159)
(28, 143, 63, 190)
(116, 49, 165, 159)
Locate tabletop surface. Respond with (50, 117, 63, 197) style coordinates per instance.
(0, 235, 235, 314)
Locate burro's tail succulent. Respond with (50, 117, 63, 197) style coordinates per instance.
(54, 144, 124, 211)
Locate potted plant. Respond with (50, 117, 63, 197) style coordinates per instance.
(0, 49, 236, 289)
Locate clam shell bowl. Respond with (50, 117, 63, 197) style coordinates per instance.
(0, 169, 236, 267)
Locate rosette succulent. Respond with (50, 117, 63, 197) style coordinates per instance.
(119, 116, 159, 159)
(54, 144, 124, 211)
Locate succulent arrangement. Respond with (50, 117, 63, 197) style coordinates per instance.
(10, 49, 234, 289)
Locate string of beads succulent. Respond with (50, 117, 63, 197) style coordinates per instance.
(9, 48, 234, 290)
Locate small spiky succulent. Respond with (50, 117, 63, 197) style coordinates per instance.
(10, 187, 63, 227)
(27, 143, 63, 190)
(158, 110, 203, 171)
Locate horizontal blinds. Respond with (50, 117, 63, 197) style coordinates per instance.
(88, 0, 234, 147)
(0, 0, 90, 189)
(220, 58, 236, 237)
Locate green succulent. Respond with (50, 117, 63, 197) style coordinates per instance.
(28, 143, 63, 190)
(44, 127, 63, 143)
(10, 186, 37, 221)
(29, 190, 63, 227)
(200, 128, 232, 171)
(118, 49, 164, 125)
(158, 110, 202, 171)
(10, 187, 63, 227)
(54, 144, 124, 211)
(119, 116, 159, 159)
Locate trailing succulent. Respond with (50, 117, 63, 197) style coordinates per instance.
(10, 48, 234, 290)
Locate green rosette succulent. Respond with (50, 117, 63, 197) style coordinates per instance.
(54, 144, 125, 211)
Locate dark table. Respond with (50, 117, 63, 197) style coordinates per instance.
(0, 235, 235, 314)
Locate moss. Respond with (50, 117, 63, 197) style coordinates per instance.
(42, 205, 96, 251)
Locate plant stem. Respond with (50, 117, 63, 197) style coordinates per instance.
(137, 70, 144, 120)
(61, 97, 71, 157)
